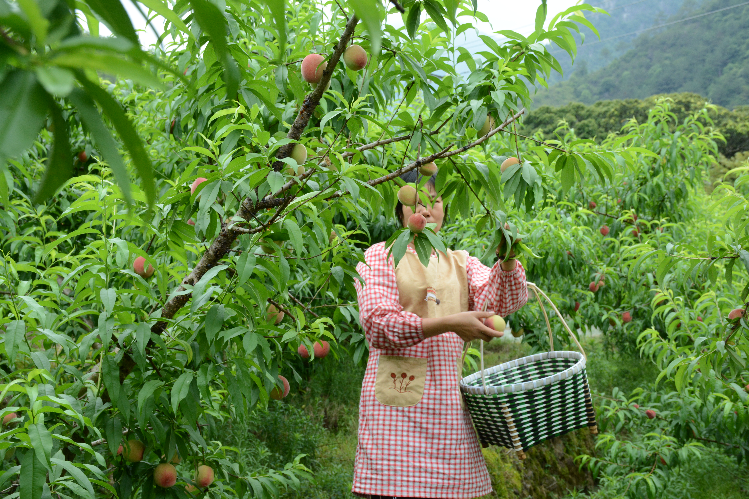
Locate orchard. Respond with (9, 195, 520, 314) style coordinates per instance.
(0, 0, 748, 498)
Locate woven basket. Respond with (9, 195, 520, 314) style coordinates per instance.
(459, 282, 597, 459)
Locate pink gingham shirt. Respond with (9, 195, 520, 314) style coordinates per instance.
(352, 242, 528, 498)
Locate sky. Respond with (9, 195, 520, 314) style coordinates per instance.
(121, 0, 582, 51)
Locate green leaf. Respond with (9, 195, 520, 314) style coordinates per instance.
(86, 0, 138, 44)
(347, 0, 382, 55)
(33, 98, 73, 203)
(137, 0, 192, 36)
(739, 249, 749, 274)
(423, 0, 449, 34)
(189, 0, 240, 98)
(67, 89, 132, 203)
(389, 229, 411, 268)
(171, 372, 194, 414)
(76, 77, 155, 204)
(236, 251, 256, 286)
(406, 2, 421, 39)
(534, 1, 548, 33)
(413, 234, 432, 267)
(17, 0, 49, 44)
(0, 70, 48, 163)
(52, 52, 164, 89)
(34, 66, 74, 96)
(50, 458, 95, 499)
(204, 305, 225, 343)
(283, 218, 304, 255)
(4, 320, 26, 364)
(423, 228, 447, 255)
(560, 161, 575, 192)
(28, 423, 53, 472)
(138, 380, 164, 415)
(19, 449, 46, 499)
(261, 0, 286, 59)
(100, 288, 117, 314)
(101, 355, 120, 403)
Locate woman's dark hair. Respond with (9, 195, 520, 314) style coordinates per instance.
(395, 169, 438, 226)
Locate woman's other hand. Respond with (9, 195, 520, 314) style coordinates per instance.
(497, 222, 520, 271)
(423, 311, 502, 342)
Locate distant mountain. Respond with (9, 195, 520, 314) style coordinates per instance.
(545, 0, 707, 86)
(534, 0, 749, 109)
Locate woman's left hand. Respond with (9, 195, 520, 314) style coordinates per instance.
(496, 223, 520, 265)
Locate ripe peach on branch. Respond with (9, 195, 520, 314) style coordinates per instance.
(154, 463, 177, 488)
(301, 54, 327, 83)
(133, 256, 154, 279)
(500, 157, 519, 173)
(270, 375, 290, 400)
(407, 213, 426, 233)
(343, 44, 367, 70)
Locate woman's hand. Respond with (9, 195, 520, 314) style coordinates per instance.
(497, 222, 520, 271)
(423, 311, 503, 342)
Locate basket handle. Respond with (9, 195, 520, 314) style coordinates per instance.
(527, 282, 586, 359)
(459, 282, 586, 394)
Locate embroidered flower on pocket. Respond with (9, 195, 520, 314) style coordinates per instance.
(390, 372, 417, 393)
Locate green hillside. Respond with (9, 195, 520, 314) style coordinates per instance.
(546, 0, 705, 85)
(534, 0, 749, 109)
(523, 93, 749, 181)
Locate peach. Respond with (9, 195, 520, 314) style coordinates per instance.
(479, 115, 494, 136)
(290, 143, 307, 165)
(118, 440, 145, 462)
(301, 54, 327, 83)
(187, 219, 195, 226)
(600, 226, 609, 236)
(589, 282, 597, 293)
(2, 412, 17, 426)
(297, 344, 310, 359)
(154, 463, 177, 488)
(728, 308, 744, 320)
(419, 162, 438, 176)
(78, 151, 87, 162)
(588, 201, 596, 209)
(484, 315, 505, 334)
(191, 177, 207, 195)
(500, 157, 519, 172)
(407, 213, 427, 233)
(397, 185, 417, 206)
(270, 375, 290, 400)
(133, 256, 154, 279)
(574, 302, 580, 312)
(343, 44, 367, 70)
(196, 465, 214, 488)
(622, 311, 632, 323)
(645, 409, 656, 419)
(267, 304, 284, 325)
(313, 341, 330, 358)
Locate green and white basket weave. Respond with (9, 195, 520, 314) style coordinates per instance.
(459, 283, 597, 459)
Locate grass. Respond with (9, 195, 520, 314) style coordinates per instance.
(233, 336, 748, 499)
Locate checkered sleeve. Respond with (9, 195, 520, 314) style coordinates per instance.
(354, 242, 425, 350)
(466, 255, 528, 316)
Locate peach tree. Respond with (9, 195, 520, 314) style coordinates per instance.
(0, 0, 664, 497)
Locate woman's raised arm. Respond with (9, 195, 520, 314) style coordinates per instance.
(465, 254, 528, 316)
(354, 243, 425, 350)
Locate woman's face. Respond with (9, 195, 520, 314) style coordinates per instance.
(401, 185, 445, 233)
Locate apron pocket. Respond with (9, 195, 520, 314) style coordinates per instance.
(375, 355, 428, 407)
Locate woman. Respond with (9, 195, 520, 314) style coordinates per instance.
(352, 170, 529, 499)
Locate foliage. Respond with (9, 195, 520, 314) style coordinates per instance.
(533, 0, 749, 110)
(525, 92, 749, 161)
(0, 0, 626, 497)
